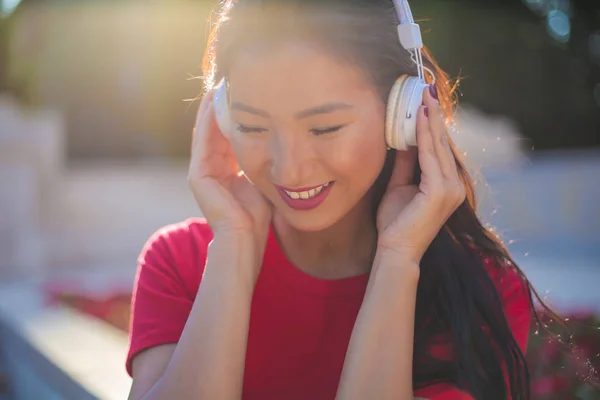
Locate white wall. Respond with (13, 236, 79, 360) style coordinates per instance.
(45, 162, 201, 274)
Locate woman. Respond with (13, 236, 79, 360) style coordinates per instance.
(126, 1, 544, 399)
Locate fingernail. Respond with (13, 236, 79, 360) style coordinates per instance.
(429, 84, 438, 100)
(424, 106, 429, 117)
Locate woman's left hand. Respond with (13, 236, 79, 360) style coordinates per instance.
(376, 85, 466, 266)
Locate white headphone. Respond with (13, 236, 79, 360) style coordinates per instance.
(212, 0, 431, 151)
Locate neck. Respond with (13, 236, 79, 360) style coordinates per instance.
(273, 192, 378, 280)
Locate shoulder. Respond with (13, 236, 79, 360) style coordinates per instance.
(136, 218, 214, 299)
(141, 217, 213, 257)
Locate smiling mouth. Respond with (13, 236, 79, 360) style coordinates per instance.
(282, 182, 332, 199)
(275, 181, 335, 211)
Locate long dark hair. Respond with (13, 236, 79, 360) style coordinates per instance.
(200, 1, 564, 399)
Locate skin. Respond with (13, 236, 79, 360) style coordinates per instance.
(128, 40, 465, 400)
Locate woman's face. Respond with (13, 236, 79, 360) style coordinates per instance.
(227, 41, 388, 232)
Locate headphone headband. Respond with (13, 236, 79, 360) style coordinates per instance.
(391, 0, 430, 83)
(391, 0, 414, 25)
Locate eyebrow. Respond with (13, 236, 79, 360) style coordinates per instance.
(230, 101, 354, 119)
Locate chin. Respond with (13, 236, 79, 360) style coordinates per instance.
(281, 215, 341, 233)
(276, 205, 348, 233)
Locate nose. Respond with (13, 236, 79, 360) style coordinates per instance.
(269, 131, 314, 188)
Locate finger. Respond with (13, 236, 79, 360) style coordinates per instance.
(423, 85, 456, 178)
(191, 93, 212, 153)
(191, 102, 217, 163)
(194, 92, 214, 130)
(388, 148, 417, 187)
(416, 105, 443, 185)
(198, 102, 240, 173)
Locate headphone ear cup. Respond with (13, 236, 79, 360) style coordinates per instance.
(385, 75, 428, 150)
(213, 79, 233, 138)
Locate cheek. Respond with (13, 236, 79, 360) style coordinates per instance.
(230, 137, 263, 174)
(327, 125, 387, 184)
(230, 137, 273, 188)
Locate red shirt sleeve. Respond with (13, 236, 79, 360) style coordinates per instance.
(413, 254, 533, 400)
(125, 219, 211, 376)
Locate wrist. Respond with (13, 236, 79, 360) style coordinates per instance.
(372, 247, 421, 283)
(206, 233, 263, 287)
(212, 229, 255, 246)
(376, 240, 423, 265)
(212, 225, 255, 242)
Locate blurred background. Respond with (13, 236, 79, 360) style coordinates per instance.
(0, 0, 598, 399)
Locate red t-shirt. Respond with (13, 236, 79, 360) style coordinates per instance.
(127, 218, 532, 399)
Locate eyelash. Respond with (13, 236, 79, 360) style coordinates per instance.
(235, 124, 346, 136)
(311, 125, 345, 136)
(236, 124, 267, 134)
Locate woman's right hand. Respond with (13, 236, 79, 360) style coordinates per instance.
(188, 92, 273, 263)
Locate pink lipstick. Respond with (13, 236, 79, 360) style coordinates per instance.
(275, 181, 334, 211)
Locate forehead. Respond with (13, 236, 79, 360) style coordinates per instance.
(227, 40, 376, 104)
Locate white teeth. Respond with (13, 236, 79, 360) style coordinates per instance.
(283, 182, 330, 200)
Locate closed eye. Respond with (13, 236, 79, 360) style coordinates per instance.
(311, 124, 347, 136)
(236, 123, 267, 134)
